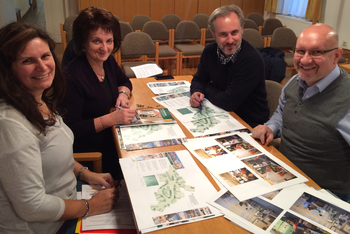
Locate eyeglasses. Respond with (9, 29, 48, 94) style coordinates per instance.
(294, 48, 338, 57)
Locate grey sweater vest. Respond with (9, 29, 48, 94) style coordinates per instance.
(280, 72, 350, 193)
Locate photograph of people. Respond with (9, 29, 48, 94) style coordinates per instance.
(60, 7, 136, 179)
(0, 22, 118, 233)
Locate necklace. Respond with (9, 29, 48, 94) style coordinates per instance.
(94, 70, 105, 81)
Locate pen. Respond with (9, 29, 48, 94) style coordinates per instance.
(198, 94, 202, 114)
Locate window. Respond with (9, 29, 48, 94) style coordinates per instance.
(276, 0, 309, 18)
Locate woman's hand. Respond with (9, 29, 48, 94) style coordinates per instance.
(116, 95, 130, 109)
(109, 108, 136, 125)
(81, 170, 115, 188)
(88, 187, 119, 216)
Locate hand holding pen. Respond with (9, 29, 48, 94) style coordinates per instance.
(190, 92, 204, 113)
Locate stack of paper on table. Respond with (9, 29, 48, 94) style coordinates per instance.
(152, 92, 248, 137)
(147, 80, 191, 95)
(116, 108, 187, 151)
(183, 132, 308, 201)
(119, 108, 176, 127)
(75, 181, 137, 234)
(208, 183, 350, 234)
(119, 150, 223, 233)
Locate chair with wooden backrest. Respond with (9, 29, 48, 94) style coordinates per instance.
(142, 21, 179, 75)
(73, 152, 102, 173)
(117, 32, 160, 78)
(265, 80, 283, 149)
(192, 13, 215, 45)
(60, 15, 78, 52)
(246, 12, 264, 33)
(269, 27, 297, 76)
(242, 28, 265, 51)
(130, 14, 151, 32)
(161, 14, 181, 30)
(261, 18, 284, 37)
(244, 19, 259, 31)
(173, 21, 205, 75)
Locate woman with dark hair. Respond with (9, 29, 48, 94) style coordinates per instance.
(60, 7, 135, 179)
(0, 22, 117, 233)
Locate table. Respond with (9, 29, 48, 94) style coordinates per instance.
(339, 63, 350, 74)
(112, 75, 319, 234)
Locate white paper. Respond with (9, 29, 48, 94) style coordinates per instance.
(130, 64, 163, 78)
(183, 132, 308, 201)
(147, 81, 191, 95)
(119, 150, 223, 233)
(182, 113, 246, 137)
(119, 123, 186, 146)
(208, 184, 350, 234)
(81, 182, 136, 231)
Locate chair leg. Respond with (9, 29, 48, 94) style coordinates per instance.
(93, 160, 102, 173)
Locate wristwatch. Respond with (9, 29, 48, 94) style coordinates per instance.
(119, 90, 130, 99)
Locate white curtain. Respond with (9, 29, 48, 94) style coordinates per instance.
(276, 0, 309, 18)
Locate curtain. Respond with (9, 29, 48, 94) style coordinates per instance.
(305, 0, 322, 22)
(265, 0, 279, 12)
(265, 0, 321, 20)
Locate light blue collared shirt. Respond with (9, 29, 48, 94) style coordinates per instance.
(266, 65, 350, 145)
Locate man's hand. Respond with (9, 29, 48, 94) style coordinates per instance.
(252, 125, 274, 145)
(190, 92, 204, 107)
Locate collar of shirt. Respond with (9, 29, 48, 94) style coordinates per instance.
(217, 43, 242, 65)
(297, 65, 342, 100)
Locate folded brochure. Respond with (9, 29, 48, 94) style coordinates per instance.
(119, 108, 176, 127)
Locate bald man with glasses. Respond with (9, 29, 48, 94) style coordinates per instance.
(252, 23, 350, 202)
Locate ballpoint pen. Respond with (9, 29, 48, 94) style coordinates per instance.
(198, 94, 202, 114)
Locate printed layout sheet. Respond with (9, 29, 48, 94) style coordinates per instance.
(118, 123, 186, 150)
(80, 181, 136, 232)
(119, 150, 223, 233)
(152, 92, 247, 137)
(147, 80, 191, 95)
(208, 183, 350, 234)
(183, 132, 308, 201)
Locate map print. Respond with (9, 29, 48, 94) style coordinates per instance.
(151, 165, 195, 212)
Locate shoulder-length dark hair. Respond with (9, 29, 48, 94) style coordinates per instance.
(73, 7, 121, 56)
(0, 22, 66, 135)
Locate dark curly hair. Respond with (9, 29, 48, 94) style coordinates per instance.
(73, 7, 121, 56)
(0, 22, 66, 135)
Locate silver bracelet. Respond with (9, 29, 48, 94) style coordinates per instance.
(118, 90, 130, 99)
(82, 199, 89, 218)
(100, 116, 105, 129)
(76, 166, 88, 180)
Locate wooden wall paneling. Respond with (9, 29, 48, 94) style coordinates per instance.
(220, 0, 243, 8)
(103, 0, 125, 21)
(79, 0, 103, 11)
(242, 0, 265, 16)
(150, 0, 175, 21)
(198, 0, 220, 16)
(174, 0, 198, 21)
(124, 0, 151, 23)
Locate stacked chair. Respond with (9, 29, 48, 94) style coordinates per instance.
(116, 32, 160, 78)
(142, 21, 179, 75)
(161, 14, 181, 30)
(192, 13, 214, 44)
(130, 14, 152, 31)
(173, 21, 205, 75)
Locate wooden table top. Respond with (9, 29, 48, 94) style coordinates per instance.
(112, 75, 319, 234)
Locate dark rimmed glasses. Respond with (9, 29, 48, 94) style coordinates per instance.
(294, 48, 338, 58)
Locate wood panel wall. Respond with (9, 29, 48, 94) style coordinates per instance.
(78, 0, 265, 22)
